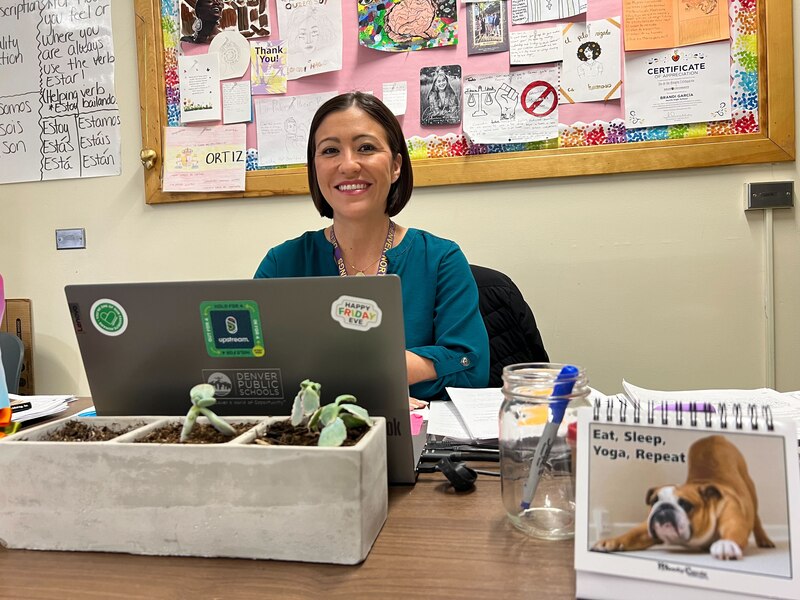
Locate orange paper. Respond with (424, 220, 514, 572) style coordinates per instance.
(622, 0, 730, 51)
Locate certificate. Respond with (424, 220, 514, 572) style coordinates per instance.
(623, 40, 731, 128)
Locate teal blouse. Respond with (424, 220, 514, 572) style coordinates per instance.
(254, 228, 489, 399)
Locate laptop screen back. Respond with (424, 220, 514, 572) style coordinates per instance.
(65, 275, 416, 483)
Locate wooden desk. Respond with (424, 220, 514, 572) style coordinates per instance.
(2, 406, 576, 599)
(0, 478, 575, 599)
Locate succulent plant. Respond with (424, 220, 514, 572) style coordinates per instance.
(180, 383, 237, 442)
(290, 379, 373, 447)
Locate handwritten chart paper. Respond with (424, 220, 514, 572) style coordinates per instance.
(622, 0, 731, 51)
(512, 0, 586, 25)
(462, 67, 559, 144)
(0, 0, 121, 185)
(509, 26, 562, 66)
(382, 81, 407, 116)
(624, 40, 731, 128)
(179, 53, 221, 123)
(162, 124, 246, 193)
(222, 81, 252, 124)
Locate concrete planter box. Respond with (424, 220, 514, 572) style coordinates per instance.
(0, 415, 388, 565)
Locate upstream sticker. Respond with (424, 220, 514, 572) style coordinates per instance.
(331, 295, 382, 331)
(200, 300, 265, 357)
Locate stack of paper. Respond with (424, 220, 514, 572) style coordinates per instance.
(620, 381, 800, 442)
(445, 387, 503, 441)
(10, 394, 75, 423)
(432, 387, 605, 442)
(425, 383, 800, 444)
(425, 400, 473, 441)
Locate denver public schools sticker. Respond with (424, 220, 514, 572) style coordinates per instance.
(331, 295, 382, 331)
(90, 298, 128, 336)
(200, 300, 265, 358)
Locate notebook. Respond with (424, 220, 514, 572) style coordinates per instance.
(65, 276, 417, 484)
(575, 398, 800, 600)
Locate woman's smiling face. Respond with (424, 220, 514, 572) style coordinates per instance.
(313, 107, 402, 222)
(195, 0, 223, 23)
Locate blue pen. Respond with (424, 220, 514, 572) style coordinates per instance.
(520, 365, 578, 510)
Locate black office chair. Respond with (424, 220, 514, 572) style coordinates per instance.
(469, 265, 549, 388)
(0, 332, 24, 394)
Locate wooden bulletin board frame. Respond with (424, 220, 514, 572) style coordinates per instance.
(134, 0, 794, 205)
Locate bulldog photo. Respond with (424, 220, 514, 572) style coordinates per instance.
(592, 434, 775, 560)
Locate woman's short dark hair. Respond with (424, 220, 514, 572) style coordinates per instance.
(306, 92, 413, 218)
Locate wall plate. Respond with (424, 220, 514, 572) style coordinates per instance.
(744, 181, 794, 210)
(56, 228, 86, 250)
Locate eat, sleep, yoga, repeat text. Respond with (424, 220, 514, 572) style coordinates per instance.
(0, 0, 121, 184)
(590, 425, 687, 464)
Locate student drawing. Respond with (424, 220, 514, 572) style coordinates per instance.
(560, 18, 620, 104)
(358, 0, 458, 52)
(385, 0, 439, 43)
(281, 1, 341, 80)
(420, 66, 461, 126)
(559, 0, 580, 18)
(283, 117, 306, 157)
(465, 85, 494, 118)
(576, 41, 603, 79)
(683, 0, 719, 16)
(494, 83, 518, 120)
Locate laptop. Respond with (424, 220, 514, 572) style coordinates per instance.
(65, 275, 417, 484)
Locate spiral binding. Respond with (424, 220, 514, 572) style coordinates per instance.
(592, 397, 775, 431)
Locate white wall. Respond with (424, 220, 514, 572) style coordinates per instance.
(1, 4, 798, 397)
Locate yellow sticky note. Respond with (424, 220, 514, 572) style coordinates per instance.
(519, 405, 550, 426)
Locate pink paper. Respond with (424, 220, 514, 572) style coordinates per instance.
(410, 412, 424, 436)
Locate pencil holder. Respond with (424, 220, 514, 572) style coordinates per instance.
(500, 363, 589, 540)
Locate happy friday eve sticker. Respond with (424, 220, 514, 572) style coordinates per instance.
(331, 295, 382, 331)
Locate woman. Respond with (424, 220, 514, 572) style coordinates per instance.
(254, 93, 489, 404)
(576, 41, 604, 79)
(421, 68, 460, 125)
(182, 0, 225, 44)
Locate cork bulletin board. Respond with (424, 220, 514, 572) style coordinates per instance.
(134, 0, 794, 205)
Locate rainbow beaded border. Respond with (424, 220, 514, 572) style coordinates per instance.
(159, 0, 758, 169)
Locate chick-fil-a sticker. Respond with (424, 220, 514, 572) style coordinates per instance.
(331, 295, 382, 331)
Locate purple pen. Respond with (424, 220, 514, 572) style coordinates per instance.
(654, 402, 716, 413)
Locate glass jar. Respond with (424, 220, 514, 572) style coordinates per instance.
(500, 363, 590, 540)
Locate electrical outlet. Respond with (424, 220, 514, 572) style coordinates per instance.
(745, 181, 794, 210)
(55, 228, 86, 250)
